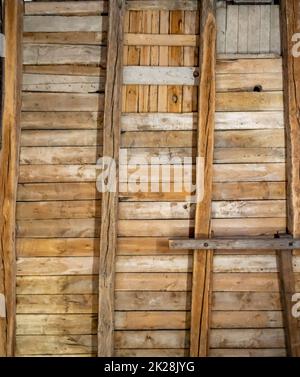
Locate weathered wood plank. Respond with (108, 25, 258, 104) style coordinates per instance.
(17, 276, 97, 295)
(210, 329, 285, 349)
(124, 34, 198, 46)
(16, 295, 97, 314)
(121, 112, 284, 131)
(23, 32, 107, 46)
(21, 112, 103, 130)
(17, 238, 98, 257)
(22, 93, 104, 112)
(98, 0, 125, 357)
(16, 201, 100, 220)
(24, 16, 108, 32)
(16, 335, 97, 355)
(0, 0, 23, 357)
(114, 330, 188, 349)
(123, 67, 199, 85)
(170, 237, 298, 251)
(25, 2, 108, 16)
(280, 0, 300, 357)
(23, 44, 106, 65)
(20, 147, 102, 165)
(115, 311, 190, 330)
(126, 1, 198, 11)
(22, 74, 105, 93)
(21, 130, 102, 147)
(17, 183, 99, 202)
(16, 314, 98, 335)
(190, 0, 216, 357)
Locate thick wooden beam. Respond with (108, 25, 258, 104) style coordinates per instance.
(190, 0, 216, 357)
(0, 0, 23, 357)
(98, 0, 125, 357)
(170, 237, 300, 250)
(280, 0, 300, 357)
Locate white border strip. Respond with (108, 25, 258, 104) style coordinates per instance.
(0, 293, 6, 318)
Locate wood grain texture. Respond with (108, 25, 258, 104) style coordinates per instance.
(190, 0, 216, 357)
(280, 0, 300, 357)
(98, 0, 125, 357)
(0, 0, 23, 357)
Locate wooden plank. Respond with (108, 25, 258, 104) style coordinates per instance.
(115, 311, 190, 330)
(115, 292, 191, 311)
(213, 273, 280, 292)
(17, 294, 98, 314)
(123, 66, 199, 85)
(225, 5, 238, 54)
(23, 32, 107, 46)
(20, 147, 102, 165)
(270, 5, 281, 55)
(280, 0, 300, 357)
(0, 0, 23, 357)
(16, 276, 97, 295)
(17, 238, 98, 257)
(115, 272, 192, 291)
(216, 2, 226, 54)
(98, 0, 125, 357)
(126, 1, 199, 11)
(17, 219, 100, 238)
(213, 292, 282, 311)
(115, 349, 188, 357)
(21, 112, 103, 130)
(237, 5, 248, 54)
(21, 130, 102, 147)
(16, 335, 97, 355)
(17, 183, 99, 202)
(24, 16, 108, 32)
(259, 5, 271, 54)
(22, 74, 105, 93)
(216, 92, 283, 111)
(190, 0, 216, 358)
(114, 330, 188, 349)
(247, 5, 260, 53)
(170, 237, 299, 251)
(25, 2, 108, 16)
(17, 314, 98, 335)
(16, 201, 100, 220)
(210, 349, 286, 357)
(210, 329, 285, 349)
(23, 65, 105, 77)
(23, 44, 106, 65)
(216, 58, 282, 74)
(124, 34, 198, 46)
(22, 93, 104, 112)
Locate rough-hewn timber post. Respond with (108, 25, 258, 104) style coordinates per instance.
(280, 0, 300, 357)
(0, 0, 23, 357)
(190, 0, 216, 357)
(98, 0, 125, 357)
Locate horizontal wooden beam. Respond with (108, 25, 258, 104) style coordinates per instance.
(169, 237, 300, 250)
(126, 1, 198, 11)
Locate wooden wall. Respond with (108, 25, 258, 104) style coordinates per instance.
(12, 0, 298, 357)
(15, 0, 108, 357)
(217, 2, 281, 55)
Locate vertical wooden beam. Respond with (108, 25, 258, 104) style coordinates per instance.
(98, 0, 125, 357)
(0, 0, 23, 357)
(280, 0, 300, 357)
(190, 0, 216, 357)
